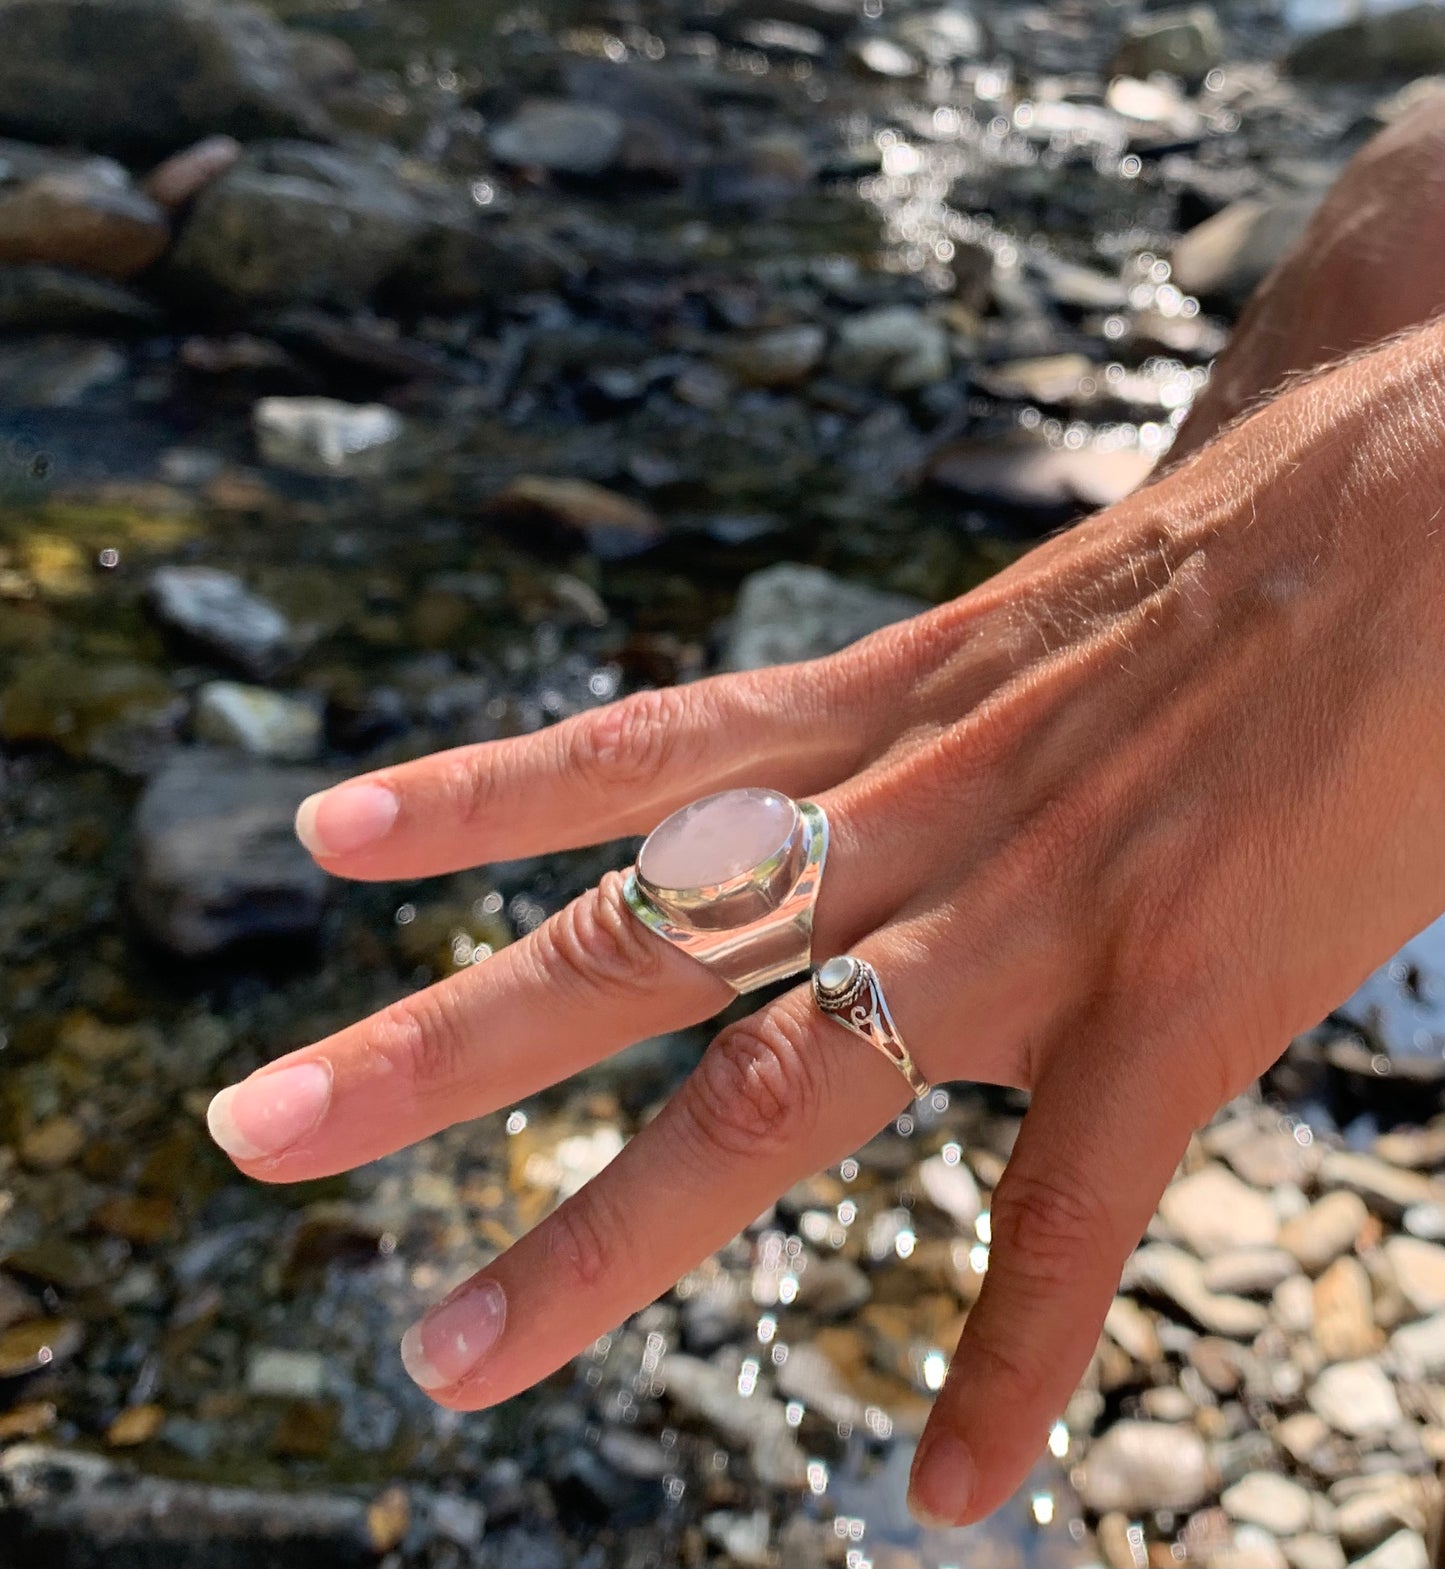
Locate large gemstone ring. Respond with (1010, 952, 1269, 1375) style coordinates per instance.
(622, 787, 828, 993)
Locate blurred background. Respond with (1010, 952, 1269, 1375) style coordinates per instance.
(4, 0, 1445, 1564)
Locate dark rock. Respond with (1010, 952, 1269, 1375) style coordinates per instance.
(722, 563, 926, 670)
(724, 0, 860, 44)
(482, 476, 665, 559)
(0, 336, 127, 407)
(130, 748, 331, 956)
(0, 0, 330, 158)
(1112, 5, 1224, 87)
(149, 565, 291, 676)
(1288, 4, 1445, 83)
(0, 265, 161, 331)
(0, 1445, 374, 1569)
(0, 652, 183, 765)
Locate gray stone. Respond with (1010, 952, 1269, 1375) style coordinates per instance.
(916, 1152, 982, 1231)
(194, 682, 321, 762)
(849, 37, 920, 78)
(702, 1510, 771, 1569)
(1113, 5, 1224, 85)
(0, 0, 328, 157)
(830, 305, 950, 391)
(130, 749, 331, 957)
(773, 1343, 867, 1428)
(490, 100, 627, 176)
(722, 563, 926, 671)
(245, 1347, 326, 1398)
(1077, 1420, 1214, 1514)
(1307, 1359, 1402, 1436)
(1160, 1165, 1279, 1258)
(0, 336, 125, 407)
(793, 1254, 870, 1317)
(1171, 196, 1319, 312)
(1126, 1244, 1269, 1338)
(149, 566, 291, 677)
(1288, 5, 1445, 83)
(0, 264, 160, 330)
(1389, 1309, 1445, 1378)
(1222, 1473, 1314, 1538)
(1203, 1248, 1299, 1298)
(723, 323, 827, 389)
(253, 396, 403, 479)
(659, 1353, 807, 1487)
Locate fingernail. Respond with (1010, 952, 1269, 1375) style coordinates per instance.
(206, 1062, 332, 1161)
(908, 1430, 976, 1528)
(400, 1280, 507, 1391)
(295, 783, 398, 857)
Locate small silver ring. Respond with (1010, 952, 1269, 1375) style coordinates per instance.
(812, 955, 930, 1100)
(623, 788, 828, 994)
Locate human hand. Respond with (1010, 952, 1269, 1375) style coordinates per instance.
(205, 319, 1445, 1525)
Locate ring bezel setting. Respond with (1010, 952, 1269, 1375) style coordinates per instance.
(623, 790, 828, 993)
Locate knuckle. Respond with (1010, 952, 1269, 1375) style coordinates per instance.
(530, 873, 665, 994)
(361, 991, 470, 1102)
(989, 1169, 1116, 1293)
(544, 1186, 618, 1291)
(685, 1011, 824, 1160)
(566, 687, 692, 791)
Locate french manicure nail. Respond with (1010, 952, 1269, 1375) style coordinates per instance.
(295, 783, 398, 858)
(206, 1061, 332, 1162)
(400, 1280, 507, 1391)
(908, 1430, 976, 1528)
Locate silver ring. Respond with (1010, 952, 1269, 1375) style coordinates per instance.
(812, 956, 930, 1100)
(623, 788, 828, 993)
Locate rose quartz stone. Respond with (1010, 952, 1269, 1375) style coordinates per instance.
(639, 787, 795, 891)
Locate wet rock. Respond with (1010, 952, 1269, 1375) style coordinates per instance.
(1170, 196, 1318, 312)
(895, 6, 984, 63)
(1320, 1150, 1445, 1222)
(1125, 1244, 1270, 1338)
(490, 100, 627, 177)
(92, 1193, 179, 1244)
(0, 1445, 375, 1567)
(1384, 1236, 1445, 1316)
(849, 37, 920, 78)
(0, 167, 169, 279)
(722, 323, 827, 389)
(926, 435, 1154, 522)
(1078, 1419, 1215, 1514)
(703, 1510, 771, 1568)
(722, 563, 925, 670)
(246, 1348, 326, 1399)
(1287, 4, 1445, 84)
(1112, 6, 1224, 86)
(725, 0, 858, 42)
(1160, 1165, 1278, 1258)
(0, 653, 183, 765)
(830, 305, 949, 392)
(0, 336, 127, 406)
(194, 682, 322, 762)
(1352, 1530, 1429, 1569)
(976, 352, 1094, 406)
(793, 1255, 870, 1317)
(130, 748, 330, 956)
(253, 396, 403, 479)
(1029, 255, 1129, 313)
(0, 1317, 84, 1377)
(1278, 1191, 1366, 1274)
(106, 1404, 165, 1448)
(1203, 1248, 1299, 1298)
(1307, 1359, 1402, 1436)
(660, 1353, 807, 1487)
(0, 263, 161, 329)
(773, 1342, 867, 1428)
(0, 0, 329, 157)
(149, 566, 291, 677)
(143, 135, 243, 210)
(1222, 1473, 1313, 1539)
(1313, 1257, 1379, 1361)
(916, 1151, 982, 1231)
(482, 476, 664, 560)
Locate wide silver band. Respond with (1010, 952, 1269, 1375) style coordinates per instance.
(812, 956, 930, 1099)
(623, 798, 828, 993)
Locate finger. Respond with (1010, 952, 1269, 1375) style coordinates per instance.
(296, 668, 868, 881)
(207, 795, 906, 1184)
(906, 1035, 1202, 1526)
(392, 952, 923, 1408)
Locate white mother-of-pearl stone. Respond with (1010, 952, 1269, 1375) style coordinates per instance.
(638, 787, 795, 892)
(816, 956, 856, 993)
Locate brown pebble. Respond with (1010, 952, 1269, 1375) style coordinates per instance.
(19, 1115, 86, 1171)
(367, 1486, 411, 1554)
(0, 1401, 57, 1440)
(106, 1403, 165, 1447)
(142, 135, 242, 210)
(91, 1193, 179, 1245)
(0, 1317, 84, 1378)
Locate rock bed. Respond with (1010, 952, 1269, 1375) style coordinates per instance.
(4, 0, 1445, 1564)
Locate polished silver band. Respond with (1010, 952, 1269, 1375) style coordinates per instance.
(812, 956, 930, 1099)
(623, 797, 828, 993)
